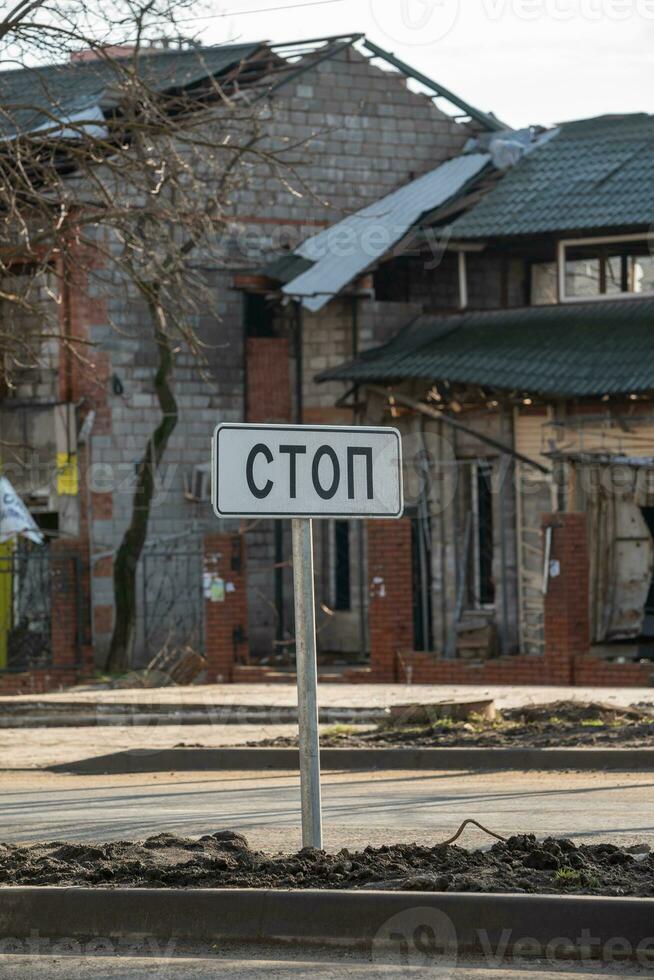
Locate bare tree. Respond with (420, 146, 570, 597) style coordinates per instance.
(0, 1, 305, 671)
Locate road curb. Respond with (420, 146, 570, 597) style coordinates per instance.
(49, 745, 654, 774)
(0, 704, 384, 729)
(0, 888, 652, 958)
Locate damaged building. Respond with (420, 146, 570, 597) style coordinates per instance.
(1, 31, 654, 690)
(0, 33, 493, 689)
(309, 112, 654, 686)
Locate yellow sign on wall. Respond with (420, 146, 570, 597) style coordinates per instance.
(56, 453, 79, 496)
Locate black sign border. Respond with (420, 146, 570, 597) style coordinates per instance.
(212, 422, 403, 519)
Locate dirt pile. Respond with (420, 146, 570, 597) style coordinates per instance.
(248, 701, 654, 749)
(0, 831, 652, 895)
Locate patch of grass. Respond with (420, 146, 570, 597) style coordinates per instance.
(553, 868, 583, 887)
(321, 724, 359, 738)
(466, 711, 501, 730)
(553, 867, 600, 889)
(581, 718, 605, 728)
(377, 716, 458, 734)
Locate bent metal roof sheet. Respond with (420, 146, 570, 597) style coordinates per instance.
(281, 153, 490, 313)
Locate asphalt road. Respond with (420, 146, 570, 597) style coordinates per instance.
(0, 768, 652, 851)
(0, 948, 649, 979)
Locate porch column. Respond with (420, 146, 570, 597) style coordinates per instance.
(367, 517, 414, 681)
(203, 533, 248, 682)
(542, 512, 590, 682)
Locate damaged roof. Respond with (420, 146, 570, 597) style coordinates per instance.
(0, 34, 501, 142)
(318, 297, 654, 398)
(0, 43, 262, 139)
(449, 114, 654, 239)
(282, 153, 491, 312)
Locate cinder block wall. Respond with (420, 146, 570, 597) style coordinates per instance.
(73, 47, 475, 665)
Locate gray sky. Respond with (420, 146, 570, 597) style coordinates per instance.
(192, 0, 652, 128)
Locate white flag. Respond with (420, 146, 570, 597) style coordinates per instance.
(0, 477, 44, 544)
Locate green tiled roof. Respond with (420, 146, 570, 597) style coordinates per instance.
(0, 43, 261, 137)
(318, 298, 654, 397)
(449, 114, 654, 238)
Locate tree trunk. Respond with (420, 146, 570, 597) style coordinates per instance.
(105, 296, 178, 673)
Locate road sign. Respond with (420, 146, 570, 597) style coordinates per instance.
(212, 423, 403, 519)
(211, 422, 404, 850)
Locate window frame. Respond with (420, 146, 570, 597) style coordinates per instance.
(557, 233, 654, 304)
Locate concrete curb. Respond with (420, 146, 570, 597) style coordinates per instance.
(0, 887, 652, 958)
(49, 745, 654, 774)
(0, 704, 384, 729)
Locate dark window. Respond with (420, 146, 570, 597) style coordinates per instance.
(244, 293, 276, 337)
(411, 515, 433, 651)
(33, 512, 58, 534)
(476, 463, 495, 605)
(373, 257, 411, 303)
(334, 521, 351, 611)
(640, 507, 654, 637)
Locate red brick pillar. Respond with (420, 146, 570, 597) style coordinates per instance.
(50, 540, 84, 685)
(542, 513, 590, 683)
(367, 518, 414, 681)
(246, 338, 292, 422)
(203, 533, 248, 682)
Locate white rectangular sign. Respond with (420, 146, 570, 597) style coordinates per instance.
(212, 423, 403, 519)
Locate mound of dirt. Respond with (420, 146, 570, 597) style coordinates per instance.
(247, 701, 654, 750)
(0, 832, 652, 895)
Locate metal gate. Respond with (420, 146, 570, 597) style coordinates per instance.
(141, 546, 205, 662)
(0, 543, 82, 671)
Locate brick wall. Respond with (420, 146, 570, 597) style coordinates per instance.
(246, 337, 292, 423)
(384, 514, 587, 686)
(0, 670, 79, 695)
(203, 533, 248, 682)
(367, 518, 414, 681)
(542, 513, 589, 678)
(0, 539, 89, 696)
(50, 540, 84, 672)
(395, 651, 570, 685)
(368, 513, 654, 687)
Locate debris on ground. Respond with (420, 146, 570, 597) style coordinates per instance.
(388, 699, 497, 724)
(0, 832, 652, 895)
(246, 700, 654, 749)
(112, 643, 207, 689)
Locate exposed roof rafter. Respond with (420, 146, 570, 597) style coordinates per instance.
(360, 38, 507, 133)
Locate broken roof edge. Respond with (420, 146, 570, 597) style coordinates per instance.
(280, 152, 492, 313)
(359, 38, 508, 134)
(261, 34, 504, 132)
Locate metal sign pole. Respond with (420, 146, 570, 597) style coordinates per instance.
(291, 516, 323, 849)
